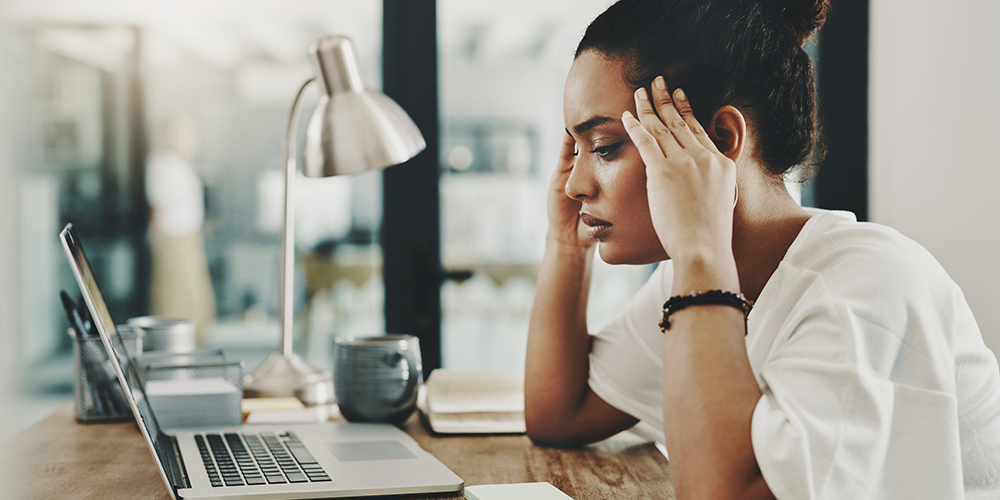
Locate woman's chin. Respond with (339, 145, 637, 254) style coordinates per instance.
(597, 242, 667, 266)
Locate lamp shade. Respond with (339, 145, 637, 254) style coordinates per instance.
(303, 35, 425, 177)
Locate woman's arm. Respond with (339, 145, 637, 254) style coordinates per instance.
(524, 132, 638, 447)
(622, 78, 775, 499)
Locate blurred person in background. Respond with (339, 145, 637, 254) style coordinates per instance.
(146, 115, 216, 346)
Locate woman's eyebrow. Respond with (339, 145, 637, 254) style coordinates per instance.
(570, 115, 619, 136)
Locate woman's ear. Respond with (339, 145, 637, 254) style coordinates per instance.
(708, 106, 746, 163)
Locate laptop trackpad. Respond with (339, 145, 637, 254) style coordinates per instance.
(326, 441, 417, 461)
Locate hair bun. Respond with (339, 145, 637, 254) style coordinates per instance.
(777, 0, 831, 45)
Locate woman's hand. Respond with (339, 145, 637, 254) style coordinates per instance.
(622, 77, 737, 270)
(527, 130, 638, 447)
(546, 131, 594, 249)
(624, 78, 771, 500)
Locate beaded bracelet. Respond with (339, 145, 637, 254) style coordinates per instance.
(658, 290, 753, 333)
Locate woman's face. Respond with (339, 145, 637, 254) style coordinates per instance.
(563, 51, 668, 264)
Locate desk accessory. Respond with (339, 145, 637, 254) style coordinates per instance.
(135, 349, 243, 429)
(242, 34, 425, 406)
(420, 370, 525, 434)
(242, 396, 332, 425)
(241, 396, 305, 418)
(64, 288, 140, 422)
(60, 290, 90, 337)
(334, 335, 423, 424)
(67, 321, 141, 422)
(245, 406, 329, 425)
(129, 316, 196, 353)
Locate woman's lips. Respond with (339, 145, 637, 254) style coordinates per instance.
(580, 212, 612, 239)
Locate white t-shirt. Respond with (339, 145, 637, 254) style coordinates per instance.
(146, 151, 205, 236)
(588, 208, 1000, 500)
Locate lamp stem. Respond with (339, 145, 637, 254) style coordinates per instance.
(279, 77, 315, 357)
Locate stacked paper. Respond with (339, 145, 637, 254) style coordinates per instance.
(145, 377, 242, 429)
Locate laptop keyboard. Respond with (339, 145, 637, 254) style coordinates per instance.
(195, 431, 332, 488)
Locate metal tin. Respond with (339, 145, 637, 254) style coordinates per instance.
(128, 316, 196, 353)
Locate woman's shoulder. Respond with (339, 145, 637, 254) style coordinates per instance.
(786, 208, 954, 290)
(766, 208, 975, 351)
(761, 208, 990, 377)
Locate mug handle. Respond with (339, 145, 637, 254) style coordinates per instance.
(386, 346, 421, 409)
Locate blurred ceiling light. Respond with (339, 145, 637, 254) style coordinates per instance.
(36, 27, 134, 72)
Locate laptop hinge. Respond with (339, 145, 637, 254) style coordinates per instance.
(160, 433, 191, 490)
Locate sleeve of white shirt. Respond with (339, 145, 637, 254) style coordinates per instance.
(145, 152, 205, 235)
(750, 235, 967, 500)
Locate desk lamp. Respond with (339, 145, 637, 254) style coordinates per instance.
(243, 35, 425, 405)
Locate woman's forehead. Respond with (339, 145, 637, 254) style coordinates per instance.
(564, 51, 635, 133)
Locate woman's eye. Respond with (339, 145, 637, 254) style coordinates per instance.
(591, 143, 622, 158)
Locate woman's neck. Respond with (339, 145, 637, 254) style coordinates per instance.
(731, 177, 812, 303)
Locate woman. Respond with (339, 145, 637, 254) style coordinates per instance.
(524, 0, 1000, 498)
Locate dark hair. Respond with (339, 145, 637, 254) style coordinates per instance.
(576, 0, 829, 177)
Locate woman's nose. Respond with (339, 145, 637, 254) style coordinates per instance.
(565, 158, 598, 201)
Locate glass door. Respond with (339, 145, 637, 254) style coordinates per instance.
(436, 1, 656, 372)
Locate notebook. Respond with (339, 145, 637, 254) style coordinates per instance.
(60, 223, 463, 499)
(420, 370, 526, 434)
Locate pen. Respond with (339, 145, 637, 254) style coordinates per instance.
(76, 295, 97, 337)
(75, 294, 94, 336)
(60, 290, 88, 338)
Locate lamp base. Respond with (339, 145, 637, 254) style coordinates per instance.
(243, 352, 335, 406)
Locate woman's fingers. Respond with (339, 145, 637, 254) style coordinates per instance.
(549, 131, 576, 192)
(622, 110, 666, 166)
(671, 87, 723, 154)
(634, 87, 683, 158)
(649, 77, 701, 150)
(546, 131, 592, 248)
(559, 130, 577, 167)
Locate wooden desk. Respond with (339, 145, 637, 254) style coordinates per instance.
(1, 402, 675, 499)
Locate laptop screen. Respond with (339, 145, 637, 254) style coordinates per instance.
(59, 224, 177, 494)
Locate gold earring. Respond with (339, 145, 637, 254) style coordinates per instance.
(733, 183, 739, 210)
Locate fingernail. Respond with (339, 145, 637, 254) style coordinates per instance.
(622, 110, 635, 121)
(635, 87, 648, 101)
(675, 88, 686, 100)
(654, 76, 666, 90)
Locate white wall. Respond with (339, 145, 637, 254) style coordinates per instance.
(870, 0, 1000, 356)
(0, 23, 21, 432)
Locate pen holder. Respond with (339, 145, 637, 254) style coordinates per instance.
(134, 350, 244, 429)
(71, 326, 142, 423)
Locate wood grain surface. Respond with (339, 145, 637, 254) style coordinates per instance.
(1, 402, 675, 500)
(1, 402, 171, 499)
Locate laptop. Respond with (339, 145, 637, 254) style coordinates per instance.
(59, 223, 464, 500)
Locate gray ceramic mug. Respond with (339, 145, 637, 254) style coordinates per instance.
(333, 335, 423, 424)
